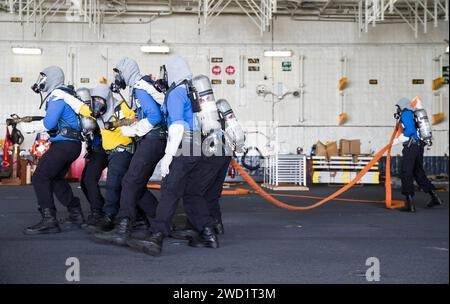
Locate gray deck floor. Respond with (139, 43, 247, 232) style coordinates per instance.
(0, 184, 448, 284)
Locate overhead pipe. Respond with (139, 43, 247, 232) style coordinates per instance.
(4, 0, 428, 20)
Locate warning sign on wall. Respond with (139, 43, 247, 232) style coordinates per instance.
(10, 77, 23, 83)
(282, 61, 292, 72)
(443, 66, 449, 85)
(225, 66, 235, 76)
(212, 65, 222, 76)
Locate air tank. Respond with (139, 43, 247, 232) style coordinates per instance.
(192, 75, 221, 134)
(216, 99, 246, 152)
(414, 108, 433, 146)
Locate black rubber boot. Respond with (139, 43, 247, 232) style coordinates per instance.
(96, 214, 115, 232)
(170, 227, 198, 240)
(84, 209, 106, 233)
(188, 226, 219, 248)
(60, 206, 85, 230)
(399, 195, 416, 213)
(94, 217, 132, 246)
(23, 208, 61, 235)
(427, 190, 443, 208)
(86, 209, 105, 226)
(212, 219, 225, 235)
(133, 211, 150, 230)
(170, 219, 198, 240)
(127, 231, 164, 257)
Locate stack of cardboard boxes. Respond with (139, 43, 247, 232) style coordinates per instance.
(315, 139, 361, 158)
(312, 139, 379, 184)
(339, 139, 361, 156)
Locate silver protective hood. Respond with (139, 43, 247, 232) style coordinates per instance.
(115, 57, 142, 87)
(396, 98, 413, 111)
(41, 66, 65, 92)
(90, 84, 121, 123)
(91, 84, 112, 103)
(76, 87, 92, 103)
(165, 56, 193, 86)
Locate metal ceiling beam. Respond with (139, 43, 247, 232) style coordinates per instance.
(2, 0, 448, 38)
(320, 0, 334, 13)
(358, 0, 449, 38)
(199, 0, 274, 35)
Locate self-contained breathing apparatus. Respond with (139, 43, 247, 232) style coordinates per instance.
(159, 67, 246, 156)
(192, 75, 223, 134)
(158, 67, 201, 155)
(216, 99, 246, 154)
(413, 108, 433, 146)
(76, 87, 98, 141)
(394, 101, 433, 147)
(159, 65, 201, 114)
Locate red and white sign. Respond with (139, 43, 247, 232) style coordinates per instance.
(225, 65, 236, 76)
(211, 65, 222, 75)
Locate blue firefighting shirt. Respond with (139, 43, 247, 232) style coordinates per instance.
(401, 110, 419, 140)
(163, 86, 195, 131)
(43, 96, 81, 143)
(134, 88, 163, 126)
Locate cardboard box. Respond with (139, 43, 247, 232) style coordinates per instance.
(350, 139, 361, 155)
(339, 139, 361, 155)
(325, 141, 339, 158)
(315, 141, 339, 158)
(339, 139, 351, 155)
(315, 141, 328, 157)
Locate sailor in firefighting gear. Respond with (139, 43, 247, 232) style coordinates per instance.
(200, 98, 245, 233)
(393, 97, 443, 212)
(126, 56, 219, 256)
(77, 87, 109, 228)
(91, 58, 167, 246)
(17, 66, 85, 235)
(60, 83, 139, 232)
(171, 99, 246, 240)
(171, 153, 232, 240)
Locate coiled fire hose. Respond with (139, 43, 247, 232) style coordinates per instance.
(228, 123, 405, 210)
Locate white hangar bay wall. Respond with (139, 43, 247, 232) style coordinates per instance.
(0, 14, 448, 156)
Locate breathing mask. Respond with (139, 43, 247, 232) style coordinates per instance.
(91, 96, 107, 119)
(153, 65, 169, 93)
(31, 72, 51, 109)
(111, 68, 126, 93)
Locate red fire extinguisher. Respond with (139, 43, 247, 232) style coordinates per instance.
(228, 166, 235, 179)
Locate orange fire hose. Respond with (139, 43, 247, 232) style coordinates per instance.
(222, 188, 253, 195)
(147, 124, 404, 210)
(147, 184, 161, 189)
(229, 124, 405, 210)
(145, 186, 386, 204)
